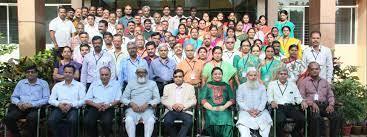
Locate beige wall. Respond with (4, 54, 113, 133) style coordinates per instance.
(356, 0, 367, 84)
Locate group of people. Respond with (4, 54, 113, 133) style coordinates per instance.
(4, 4, 341, 137)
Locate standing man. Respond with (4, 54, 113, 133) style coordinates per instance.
(4, 66, 50, 137)
(222, 37, 240, 66)
(302, 31, 333, 83)
(48, 65, 86, 137)
(150, 43, 176, 95)
(143, 19, 154, 40)
(161, 69, 197, 137)
(118, 5, 134, 28)
(121, 68, 160, 137)
(110, 34, 129, 79)
(141, 6, 155, 26)
(81, 36, 116, 89)
(49, 7, 76, 51)
(298, 62, 342, 137)
(143, 41, 158, 66)
(83, 67, 122, 137)
(177, 44, 204, 88)
(119, 41, 149, 88)
(169, 5, 186, 34)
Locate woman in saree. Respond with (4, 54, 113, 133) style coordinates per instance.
(258, 46, 282, 87)
(278, 26, 302, 59)
(199, 67, 235, 137)
(282, 44, 307, 83)
(209, 25, 224, 48)
(233, 40, 261, 84)
(53, 46, 82, 82)
(226, 27, 241, 50)
(274, 10, 295, 38)
(202, 46, 239, 89)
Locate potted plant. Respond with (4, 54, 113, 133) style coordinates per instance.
(333, 64, 367, 136)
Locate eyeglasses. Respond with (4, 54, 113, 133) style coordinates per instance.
(26, 70, 36, 74)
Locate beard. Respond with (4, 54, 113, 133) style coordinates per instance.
(246, 80, 259, 89)
(137, 76, 147, 84)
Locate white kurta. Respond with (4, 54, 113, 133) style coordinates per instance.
(236, 83, 272, 130)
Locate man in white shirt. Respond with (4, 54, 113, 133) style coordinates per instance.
(81, 36, 116, 89)
(121, 68, 160, 137)
(84, 14, 99, 41)
(169, 6, 186, 34)
(48, 64, 86, 137)
(83, 67, 122, 137)
(302, 31, 333, 83)
(267, 68, 307, 137)
(49, 6, 76, 49)
(161, 69, 196, 137)
(236, 68, 272, 137)
(222, 37, 240, 66)
(141, 6, 155, 26)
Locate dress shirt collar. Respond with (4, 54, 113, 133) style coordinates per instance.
(311, 45, 322, 52)
(128, 56, 141, 62)
(96, 80, 113, 88)
(24, 78, 42, 85)
(61, 79, 77, 86)
(277, 80, 288, 86)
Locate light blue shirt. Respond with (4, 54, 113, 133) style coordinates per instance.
(121, 80, 160, 106)
(49, 80, 86, 108)
(118, 15, 134, 28)
(81, 51, 116, 85)
(85, 80, 122, 104)
(119, 57, 149, 85)
(11, 78, 50, 107)
(149, 57, 176, 82)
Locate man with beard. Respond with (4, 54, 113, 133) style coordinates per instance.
(202, 34, 213, 61)
(49, 7, 76, 50)
(119, 41, 149, 89)
(121, 68, 160, 137)
(143, 41, 158, 66)
(118, 5, 134, 28)
(268, 68, 307, 137)
(143, 19, 154, 40)
(81, 36, 116, 90)
(236, 68, 272, 137)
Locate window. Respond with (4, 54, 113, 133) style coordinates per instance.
(335, 7, 356, 44)
(0, 4, 18, 44)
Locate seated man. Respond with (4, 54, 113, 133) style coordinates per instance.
(298, 62, 342, 137)
(121, 68, 160, 137)
(236, 68, 272, 137)
(161, 69, 197, 137)
(4, 65, 50, 137)
(83, 67, 122, 137)
(267, 68, 307, 137)
(48, 64, 86, 137)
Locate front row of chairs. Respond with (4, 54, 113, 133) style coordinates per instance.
(6, 103, 329, 137)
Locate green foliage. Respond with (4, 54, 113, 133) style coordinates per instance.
(0, 50, 55, 120)
(332, 65, 367, 123)
(0, 33, 16, 56)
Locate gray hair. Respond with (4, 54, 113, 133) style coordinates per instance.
(142, 6, 150, 11)
(157, 43, 169, 51)
(99, 66, 111, 73)
(127, 41, 136, 48)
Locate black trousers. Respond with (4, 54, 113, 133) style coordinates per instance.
(4, 104, 41, 137)
(156, 81, 173, 96)
(83, 106, 114, 137)
(163, 111, 193, 137)
(272, 104, 305, 137)
(308, 103, 342, 137)
(47, 108, 79, 137)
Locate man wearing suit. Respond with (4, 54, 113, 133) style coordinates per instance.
(161, 69, 197, 137)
